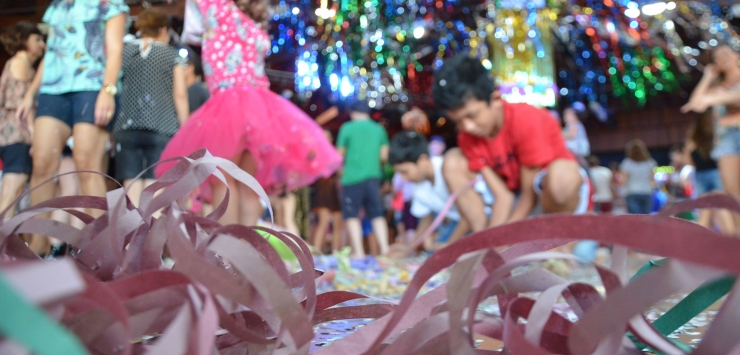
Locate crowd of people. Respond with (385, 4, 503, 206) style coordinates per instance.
(0, 0, 738, 261)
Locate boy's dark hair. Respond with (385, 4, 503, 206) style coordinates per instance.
(185, 47, 204, 77)
(587, 155, 601, 168)
(188, 52, 203, 78)
(389, 130, 429, 165)
(432, 54, 496, 111)
(669, 143, 684, 154)
(0, 22, 42, 56)
(349, 100, 371, 114)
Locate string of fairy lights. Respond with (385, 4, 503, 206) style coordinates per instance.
(266, 0, 740, 110)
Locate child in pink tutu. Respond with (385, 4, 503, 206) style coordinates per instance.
(156, 0, 342, 226)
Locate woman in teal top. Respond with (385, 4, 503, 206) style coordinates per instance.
(16, 0, 128, 255)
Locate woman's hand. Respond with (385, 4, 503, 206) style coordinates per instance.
(15, 96, 34, 122)
(702, 64, 719, 81)
(681, 97, 710, 113)
(94, 90, 115, 126)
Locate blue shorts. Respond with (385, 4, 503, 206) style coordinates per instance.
(114, 130, 171, 181)
(0, 143, 31, 174)
(694, 169, 723, 196)
(712, 126, 740, 159)
(341, 178, 384, 219)
(435, 218, 458, 244)
(36, 91, 119, 131)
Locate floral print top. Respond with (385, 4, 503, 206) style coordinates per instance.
(0, 61, 33, 146)
(41, 0, 129, 94)
(198, 0, 271, 94)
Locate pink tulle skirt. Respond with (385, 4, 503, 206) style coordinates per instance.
(156, 86, 342, 200)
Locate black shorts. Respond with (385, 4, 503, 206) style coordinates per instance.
(0, 143, 31, 174)
(36, 91, 119, 132)
(340, 178, 384, 219)
(114, 129, 171, 181)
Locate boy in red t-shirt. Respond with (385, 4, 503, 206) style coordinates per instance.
(432, 54, 590, 232)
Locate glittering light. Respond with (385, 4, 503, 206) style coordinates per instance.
(641, 2, 666, 16)
(625, 2, 641, 19)
(329, 73, 339, 90)
(340, 76, 353, 97)
(606, 22, 616, 33)
(413, 26, 425, 39)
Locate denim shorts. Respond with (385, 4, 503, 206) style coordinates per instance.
(0, 143, 31, 174)
(694, 169, 724, 196)
(114, 129, 171, 181)
(341, 178, 384, 219)
(712, 126, 740, 160)
(36, 91, 119, 132)
(435, 218, 458, 244)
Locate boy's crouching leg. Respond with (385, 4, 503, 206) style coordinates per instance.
(541, 159, 583, 214)
(443, 148, 488, 233)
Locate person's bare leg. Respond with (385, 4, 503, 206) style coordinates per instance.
(123, 179, 144, 207)
(122, 177, 158, 210)
(29, 117, 71, 254)
(540, 159, 582, 214)
(368, 233, 379, 256)
(371, 216, 389, 255)
(312, 207, 331, 253)
(49, 178, 68, 225)
(237, 184, 263, 227)
(697, 208, 712, 229)
(422, 232, 435, 251)
(331, 210, 344, 252)
(714, 209, 736, 236)
(443, 148, 487, 233)
(396, 222, 406, 244)
(282, 192, 300, 236)
(719, 156, 740, 235)
(236, 151, 263, 227)
(346, 217, 365, 258)
(50, 157, 76, 225)
(211, 175, 239, 225)
(72, 123, 110, 218)
(0, 173, 28, 218)
(200, 203, 214, 217)
(539, 159, 582, 261)
(270, 196, 284, 227)
(138, 179, 163, 217)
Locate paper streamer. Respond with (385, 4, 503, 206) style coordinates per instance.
(1, 151, 740, 354)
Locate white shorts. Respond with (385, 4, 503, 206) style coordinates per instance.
(474, 166, 591, 216)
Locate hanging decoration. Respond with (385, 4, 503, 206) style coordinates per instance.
(271, 0, 490, 107)
(267, 0, 740, 110)
(490, 0, 558, 107)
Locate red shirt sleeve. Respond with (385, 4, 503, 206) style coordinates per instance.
(457, 132, 488, 172)
(511, 105, 570, 167)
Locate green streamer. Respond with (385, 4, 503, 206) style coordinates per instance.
(0, 272, 89, 355)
